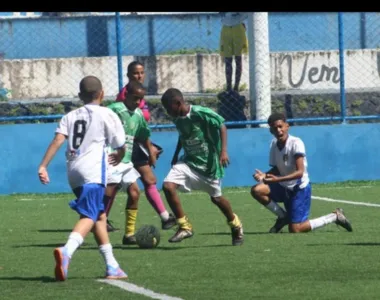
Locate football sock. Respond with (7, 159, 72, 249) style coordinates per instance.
(125, 209, 138, 237)
(228, 213, 242, 228)
(265, 201, 287, 218)
(64, 232, 84, 258)
(309, 213, 337, 230)
(177, 216, 192, 230)
(99, 243, 119, 269)
(144, 184, 168, 220)
(160, 211, 170, 221)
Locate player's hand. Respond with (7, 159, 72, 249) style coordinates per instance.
(108, 152, 122, 166)
(220, 150, 230, 168)
(253, 169, 266, 182)
(38, 166, 50, 185)
(152, 145, 162, 160)
(263, 173, 279, 183)
(171, 156, 178, 166)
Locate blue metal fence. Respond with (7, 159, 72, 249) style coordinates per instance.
(0, 12, 379, 127)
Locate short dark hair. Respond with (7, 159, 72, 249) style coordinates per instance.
(161, 88, 183, 106)
(126, 80, 145, 95)
(267, 112, 286, 126)
(79, 76, 102, 103)
(127, 61, 144, 75)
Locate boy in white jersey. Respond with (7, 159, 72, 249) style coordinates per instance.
(250, 112, 353, 233)
(38, 76, 128, 281)
(160, 88, 244, 246)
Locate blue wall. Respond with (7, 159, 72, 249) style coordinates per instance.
(1, 122, 379, 195)
(1, 13, 379, 59)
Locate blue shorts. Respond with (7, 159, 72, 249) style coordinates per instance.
(269, 183, 312, 223)
(69, 183, 105, 222)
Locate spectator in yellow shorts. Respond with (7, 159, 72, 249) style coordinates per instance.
(219, 12, 249, 92)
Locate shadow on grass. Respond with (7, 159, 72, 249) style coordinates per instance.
(12, 242, 231, 251)
(307, 242, 380, 247)
(200, 231, 270, 236)
(113, 244, 232, 250)
(38, 229, 72, 233)
(12, 243, 94, 249)
(0, 276, 56, 283)
(345, 242, 380, 246)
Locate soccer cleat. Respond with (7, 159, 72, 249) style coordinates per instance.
(334, 208, 353, 232)
(122, 235, 137, 245)
(168, 228, 194, 243)
(161, 213, 177, 230)
(105, 265, 128, 279)
(231, 225, 244, 246)
(269, 217, 289, 233)
(54, 247, 70, 281)
(107, 219, 119, 232)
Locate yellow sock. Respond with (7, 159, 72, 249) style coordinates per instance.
(177, 216, 192, 231)
(125, 209, 138, 237)
(228, 213, 242, 228)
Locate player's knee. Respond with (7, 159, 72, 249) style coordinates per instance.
(142, 173, 157, 186)
(288, 223, 304, 233)
(250, 184, 268, 199)
(210, 196, 221, 204)
(162, 182, 176, 194)
(128, 185, 140, 201)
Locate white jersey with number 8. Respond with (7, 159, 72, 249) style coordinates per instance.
(56, 104, 125, 189)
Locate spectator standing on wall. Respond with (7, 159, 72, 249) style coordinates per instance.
(219, 12, 249, 93)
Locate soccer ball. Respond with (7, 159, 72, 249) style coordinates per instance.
(135, 225, 160, 249)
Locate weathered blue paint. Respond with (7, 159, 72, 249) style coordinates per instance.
(1, 122, 378, 195)
(0, 13, 379, 59)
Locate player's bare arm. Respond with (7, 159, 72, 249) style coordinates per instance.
(219, 124, 229, 167)
(171, 137, 182, 166)
(38, 133, 67, 184)
(264, 155, 304, 183)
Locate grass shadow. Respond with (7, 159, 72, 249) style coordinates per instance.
(12, 243, 94, 249)
(200, 231, 270, 236)
(0, 276, 56, 283)
(38, 229, 72, 233)
(307, 242, 380, 247)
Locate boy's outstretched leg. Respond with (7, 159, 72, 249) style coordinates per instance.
(122, 182, 140, 245)
(211, 196, 244, 246)
(306, 208, 352, 232)
(137, 164, 176, 230)
(103, 184, 120, 232)
(54, 216, 93, 281)
(162, 182, 193, 243)
(93, 212, 128, 279)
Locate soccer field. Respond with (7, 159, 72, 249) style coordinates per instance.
(1, 181, 380, 300)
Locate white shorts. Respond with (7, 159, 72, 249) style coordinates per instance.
(164, 162, 222, 197)
(107, 162, 140, 190)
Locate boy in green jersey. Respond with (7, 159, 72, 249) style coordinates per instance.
(160, 88, 244, 246)
(106, 81, 156, 245)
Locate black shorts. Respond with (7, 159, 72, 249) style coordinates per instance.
(131, 142, 163, 167)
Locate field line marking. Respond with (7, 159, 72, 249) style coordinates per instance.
(311, 196, 380, 207)
(180, 188, 380, 207)
(97, 279, 184, 300)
